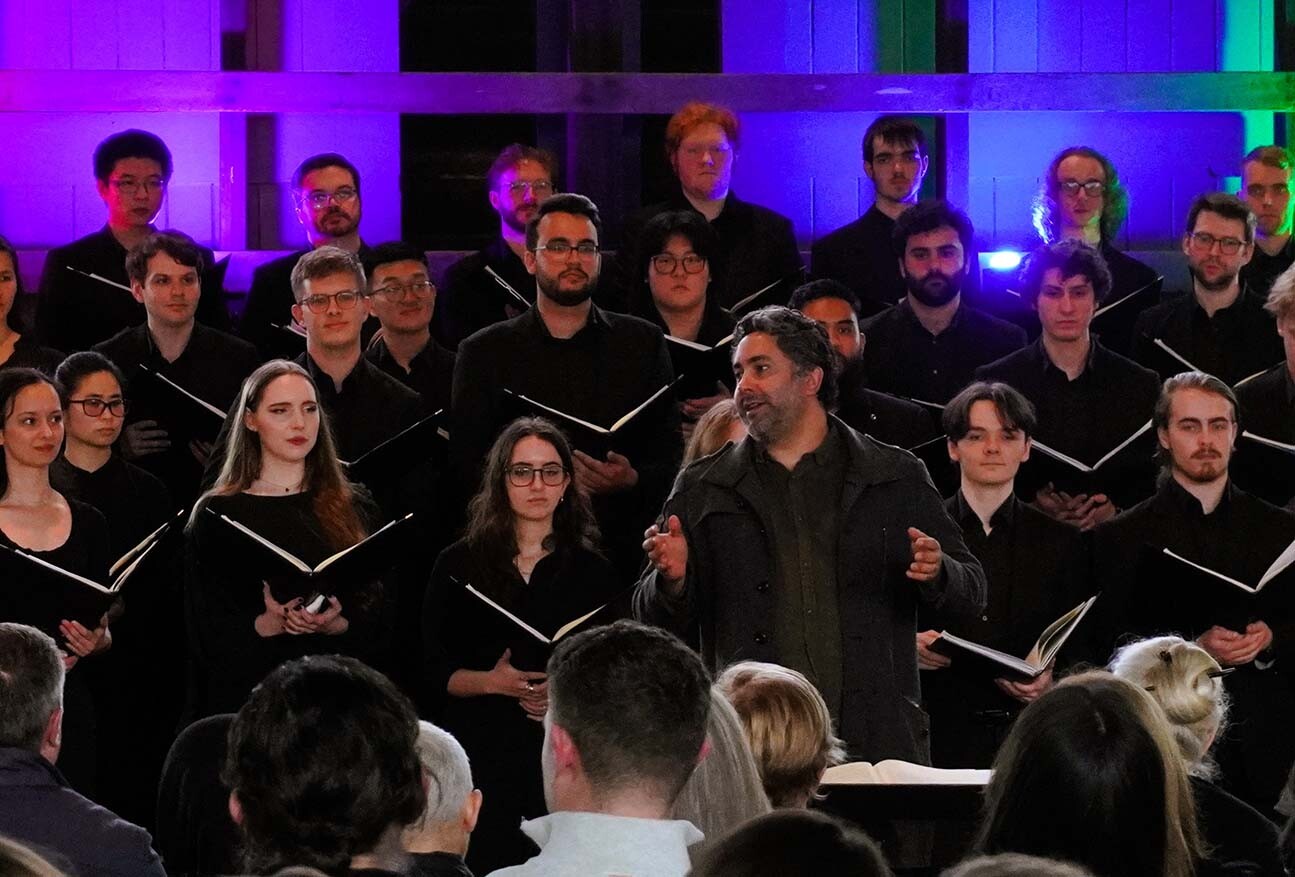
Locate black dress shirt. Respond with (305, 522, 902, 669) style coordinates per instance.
(976, 337, 1160, 509)
(1092, 243, 1163, 356)
(634, 295, 737, 400)
(860, 298, 1028, 405)
(1234, 365, 1295, 506)
(240, 243, 373, 359)
(617, 190, 803, 312)
(1132, 286, 1284, 385)
(36, 226, 229, 351)
(94, 323, 261, 506)
(296, 352, 423, 461)
(434, 237, 535, 350)
(811, 204, 983, 317)
(0, 334, 63, 374)
(364, 336, 456, 416)
(835, 360, 939, 449)
(750, 424, 848, 714)
(1242, 236, 1295, 299)
(920, 492, 1087, 767)
(451, 305, 681, 580)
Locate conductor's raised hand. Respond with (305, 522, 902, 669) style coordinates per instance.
(643, 514, 688, 592)
(906, 527, 943, 582)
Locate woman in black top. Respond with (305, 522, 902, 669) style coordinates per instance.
(51, 351, 174, 828)
(0, 368, 111, 795)
(423, 416, 619, 874)
(186, 359, 386, 718)
(0, 237, 61, 373)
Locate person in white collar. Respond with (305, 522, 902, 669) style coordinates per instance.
(486, 620, 711, 877)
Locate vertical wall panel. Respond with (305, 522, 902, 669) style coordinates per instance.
(1127, 0, 1174, 71)
(69, 0, 118, 68)
(0, 0, 72, 69)
(813, 0, 858, 72)
(721, 1, 812, 74)
(991, 0, 1038, 72)
(1171, 0, 1218, 71)
(115, 0, 161, 70)
(1081, 0, 1128, 72)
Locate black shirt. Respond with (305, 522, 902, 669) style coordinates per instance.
(296, 352, 424, 462)
(750, 423, 847, 714)
(835, 360, 939, 449)
(1132, 286, 1284, 385)
(1091, 243, 1163, 356)
(94, 323, 261, 506)
(976, 337, 1160, 509)
(920, 492, 1087, 766)
(1241, 236, 1295, 300)
(36, 226, 230, 351)
(1234, 365, 1295, 506)
(0, 334, 63, 375)
(49, 456, 171, 560)
(860, 298, 1028, 405)
(617, 190, 803, 312)
(364, 336, 456, 416)
(434, 237, 535, 350)
(451, 305, 681, 579)
(411, 851, 475, 877)
(634, 295, 737, 400)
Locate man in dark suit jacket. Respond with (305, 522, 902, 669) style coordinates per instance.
(241, 153, 370, 359)
(615, 101, 802, 313)
(636, 306, 985, 762)
(36, 129, 229, 350)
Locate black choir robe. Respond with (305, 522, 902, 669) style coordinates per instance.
(1132, 287, 1284, 386)
(433, 237, 535, 350)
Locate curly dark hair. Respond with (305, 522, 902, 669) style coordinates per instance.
(1032, 146, 1129, 244)
(1017, 239, 1114, 308)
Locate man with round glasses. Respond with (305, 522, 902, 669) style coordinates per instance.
(93, 231, 259, 505)
(242, 153, 372, 359)
(364, 241, 455, 416)
(36, 129, 230, 352)
(1133, 192, 1283, 385)
(437, 144, 560, 349)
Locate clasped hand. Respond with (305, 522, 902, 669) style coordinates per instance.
(489, 648, 548, 722)
(255, 583, 348, 637)
(1198, 622, 1272, 667)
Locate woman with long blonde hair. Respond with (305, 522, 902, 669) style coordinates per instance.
(185, 360, 383, 717)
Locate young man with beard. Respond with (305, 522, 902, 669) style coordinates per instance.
(1133, 193, 1283, 385)
(241, 153, 370, 359)
(451, 194, 680, 580)
(1090, 372, 1295, 812)
(859, 201, 1027, 405)
(1239, 146, 1294, 298)
(436, 145, 557, 349)
(635, 305, 985, 762)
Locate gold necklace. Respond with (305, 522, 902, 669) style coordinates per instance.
(254, 476, 302, 494)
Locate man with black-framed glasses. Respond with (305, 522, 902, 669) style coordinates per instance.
(364, 241, 455, 416)
(437, 144, 560, 350)
(241, 152, 372, 359)
(452, 193, 681, 582)
(1133, 193, 1283, 385)
(93, 231, 259, 504)
(36, 129, 231, 352)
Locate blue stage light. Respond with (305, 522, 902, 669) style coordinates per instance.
(986, 251, 1023, 272)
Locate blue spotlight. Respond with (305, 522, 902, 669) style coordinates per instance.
(986, 250, 1023, 272)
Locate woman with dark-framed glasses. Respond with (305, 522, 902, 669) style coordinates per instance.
(422, 416, 620, 874)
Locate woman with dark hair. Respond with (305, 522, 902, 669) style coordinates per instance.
(1030, 147, 1160, 354)
(976, 672, 1203, 877)
(0, 368, 111, 795)
(422, 416, 619, 874)
(185, 359, 386, 718)
(0, 237, 61, 373)
(634, 210, 736, 434)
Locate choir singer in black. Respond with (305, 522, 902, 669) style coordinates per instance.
(423, 416, 619, 874)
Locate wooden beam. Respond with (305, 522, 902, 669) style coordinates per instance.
(0, 70, 1293, 114)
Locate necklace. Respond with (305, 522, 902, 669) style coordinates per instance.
(253, 476, 303, 494)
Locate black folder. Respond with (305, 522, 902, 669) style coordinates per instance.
(340, 411, 448, 487)
(502, 380, 680, 459)
(665, 333, 735, 399)
(929, 596, 1098, 682)
(1137, 540, 1295, 635)
(134, 364, 228, 443)
(454, 576, 613, 672)
(1021, 421, 1156, 499)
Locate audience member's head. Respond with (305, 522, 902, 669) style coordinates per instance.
(1110, 636, 1230, 777)
(892, 200, 974, 309)
(543, 620, 710, 815)
(1152, 370, 1239, 483)
(290, 246, 371, 353)
(1240, 145, 1293, 240)
(688, 809, 891, 877)
(977, 672, 1202, 877)
(1182, 192, 1255, 294)
(717, 661, 846, 808)
(291, 153, 362, 248)
(943, 853, 1096, 877)
(93, 130, 172, 234)
(223, 655, 425, 875)
(1032, 146, 1128, 244)
(862, 115, 929, 209)
(1266, 265, 1295, 368)
(0, 836, 68, 877)
(732, 305, 838, 417)
(670, 687, 772, 842)
(0, 623, 65, 766)
(402, 721, 482, 859)
(943, 381, 1036, 489)
(789, 279, 864, 365)
(636, 210, 719, 317)
(364, 241, 434, 340)
(487, 143, 558, 237)
(683, 398, 746, 466)
(0, 234, 26, 334)
(125, 231, 206, 331)
(665, 101, 740, 202)
(524, 193, 603, 308)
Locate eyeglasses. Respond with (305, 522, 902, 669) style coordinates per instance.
(68, 397, 127, 417)
(681, 143, 733, 160)
(298, 290, 367, 313)
(1058, 180, 1106, 197)
(534, 241, 600, 259)
(372, 280, 435, 303)
(301, 187, 358, 209)
(651, 253, 706, 275)
(507, 180, 554, 197)
(506, 463, 568, 487)
(1187, 231, 1246, 255)
(109, 178, 166, 196)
